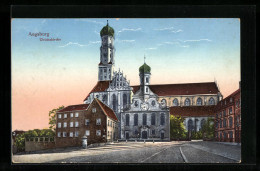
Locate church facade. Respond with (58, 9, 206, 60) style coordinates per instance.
(82, 22, 222, 140)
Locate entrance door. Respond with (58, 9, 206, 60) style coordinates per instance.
(142, 131, 147, 139)
(161, 132, 164, 139)
(125, 132, 129, 139)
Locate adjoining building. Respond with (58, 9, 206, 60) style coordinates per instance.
(214, 87, 241, 143)
(56, 98, 118, 147)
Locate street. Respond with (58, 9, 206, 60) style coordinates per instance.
(12, 140, 241, 163)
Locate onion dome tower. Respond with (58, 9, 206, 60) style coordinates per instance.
(98, 20, 115, 81)
(139, 56, 151, 100)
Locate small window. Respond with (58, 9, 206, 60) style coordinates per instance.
(96, 118, 101, 125)
(69, 132, 73, 137)
(70, 122, 74, 127)
(96, 130, 101, 136)
(92, 108, 96, 113)
(85, 119, 89, 125)
(64, 114, 67, 118)
(75, 121, 79, 127)
(57, 132, 61, 137)
(75, 112, 79, 117)
(63, 122, 67, 128)
(146, 87, 148, 93)
(152, 130, 155, 135)
(75, 131, 79, 137)
(85, 130, 90, 136)
(151, 100, 156, 106)
(58, 122, 61, 128)
(230, 97, 233, 103)
(70, 113, 74, 118)
(63, 132, 67, 137)
(58, 114, 62, 119)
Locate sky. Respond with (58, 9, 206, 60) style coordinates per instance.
(11, 18, 240, 131)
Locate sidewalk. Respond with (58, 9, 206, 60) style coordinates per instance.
(214, 142, 241, 146)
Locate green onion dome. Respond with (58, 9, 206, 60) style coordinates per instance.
(139, 63, 151, 73)
(100, 23, 115, 37)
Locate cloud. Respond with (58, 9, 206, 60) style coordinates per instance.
(117, 28, 142, 34)
(182, 39, 212, 43)
(74, 19, 105, 25)
(119, 39, 135, 43)
(154, 27, 183, 33)
(145, 47, 157, 50)
(59, 40, 101, 48)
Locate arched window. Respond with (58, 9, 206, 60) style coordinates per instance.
(173, 98, 178, 106)
(196, 98, 202, 106)
(161, 99, 167, 106)
(123, 94, 127, 108)
(112, 94, 117, 111)
(160, 113, 165, 125)
(200, 119, 206, 129)
(151, 100, 156, 106)
(184, 98, 190, 106)
(209, 97, 215, 105)
(125, 114, 129, 126)
(151, 113, 156, 125)
(134, 114, 138, 126)
(188, 119, 193, 131)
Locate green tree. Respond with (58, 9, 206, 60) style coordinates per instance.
(170, 115, 187, 140)
(48, 106, 64, 131)
(15, 133, 25, 152)
(201, 117, 215, 139)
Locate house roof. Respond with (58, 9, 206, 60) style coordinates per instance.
(58, 104, 90, 112)
(83, 81, 111, 101)
(95, 98, 118, 122)
(215, 88, 240, 109)
(131, 82, 219, 96)
(170, 106, 216, 117)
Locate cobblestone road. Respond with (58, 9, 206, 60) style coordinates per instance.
(12, 140, 241, 163)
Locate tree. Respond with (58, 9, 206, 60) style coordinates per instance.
(170, 115, 187, 140)
(48, 106, 64, 131)
(15, 133, 25, 152)
(201, 117, 215, 139)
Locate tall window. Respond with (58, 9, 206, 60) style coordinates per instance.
(220, 120, 222, 128)
(200, 119, 206, 129)
(160, 113, 165, 125)
(146, 77, 149, 83)
(123, 94, 127, 108)
(85, 119, 89, 125)
(223, 119, 226, 127)
(229, 107, 233, 114)
(125, 114, 130, 126)
(102, 94, 107, 103)
(196, 98, 202, 106)
(134, 114, 138, 126)
(151, 113, 156, 125)
(229, 117, 233, 128)
(143, 114, 147, 125)
(96, 118, 101, 125)
(188, 119, 193, 131)
(223, 110, 226, 117)
(112, 94, 117, 111)
(209, 97, 215, 105)
(173, 98, 178, 106)
(184, 98, 190, 106)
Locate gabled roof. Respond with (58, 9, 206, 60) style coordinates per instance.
(170, 106, 216, 117)
(95, 98, 118, 122)
(58, 104, 90, 112)
(132, 82, 219, 96)
(84, 81, 111, 101)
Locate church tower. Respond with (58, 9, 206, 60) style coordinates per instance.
(139, 59, 151, 101)
(98, 21, 115, 81)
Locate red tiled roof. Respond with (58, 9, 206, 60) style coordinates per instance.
(131, 82, 219, 96)
(58, 104, 90, 112)
(95, 98, 118, 122)
(170, 106, 216, 117)
(84, 81, 111, 101)
(215, 88, 240, 109)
